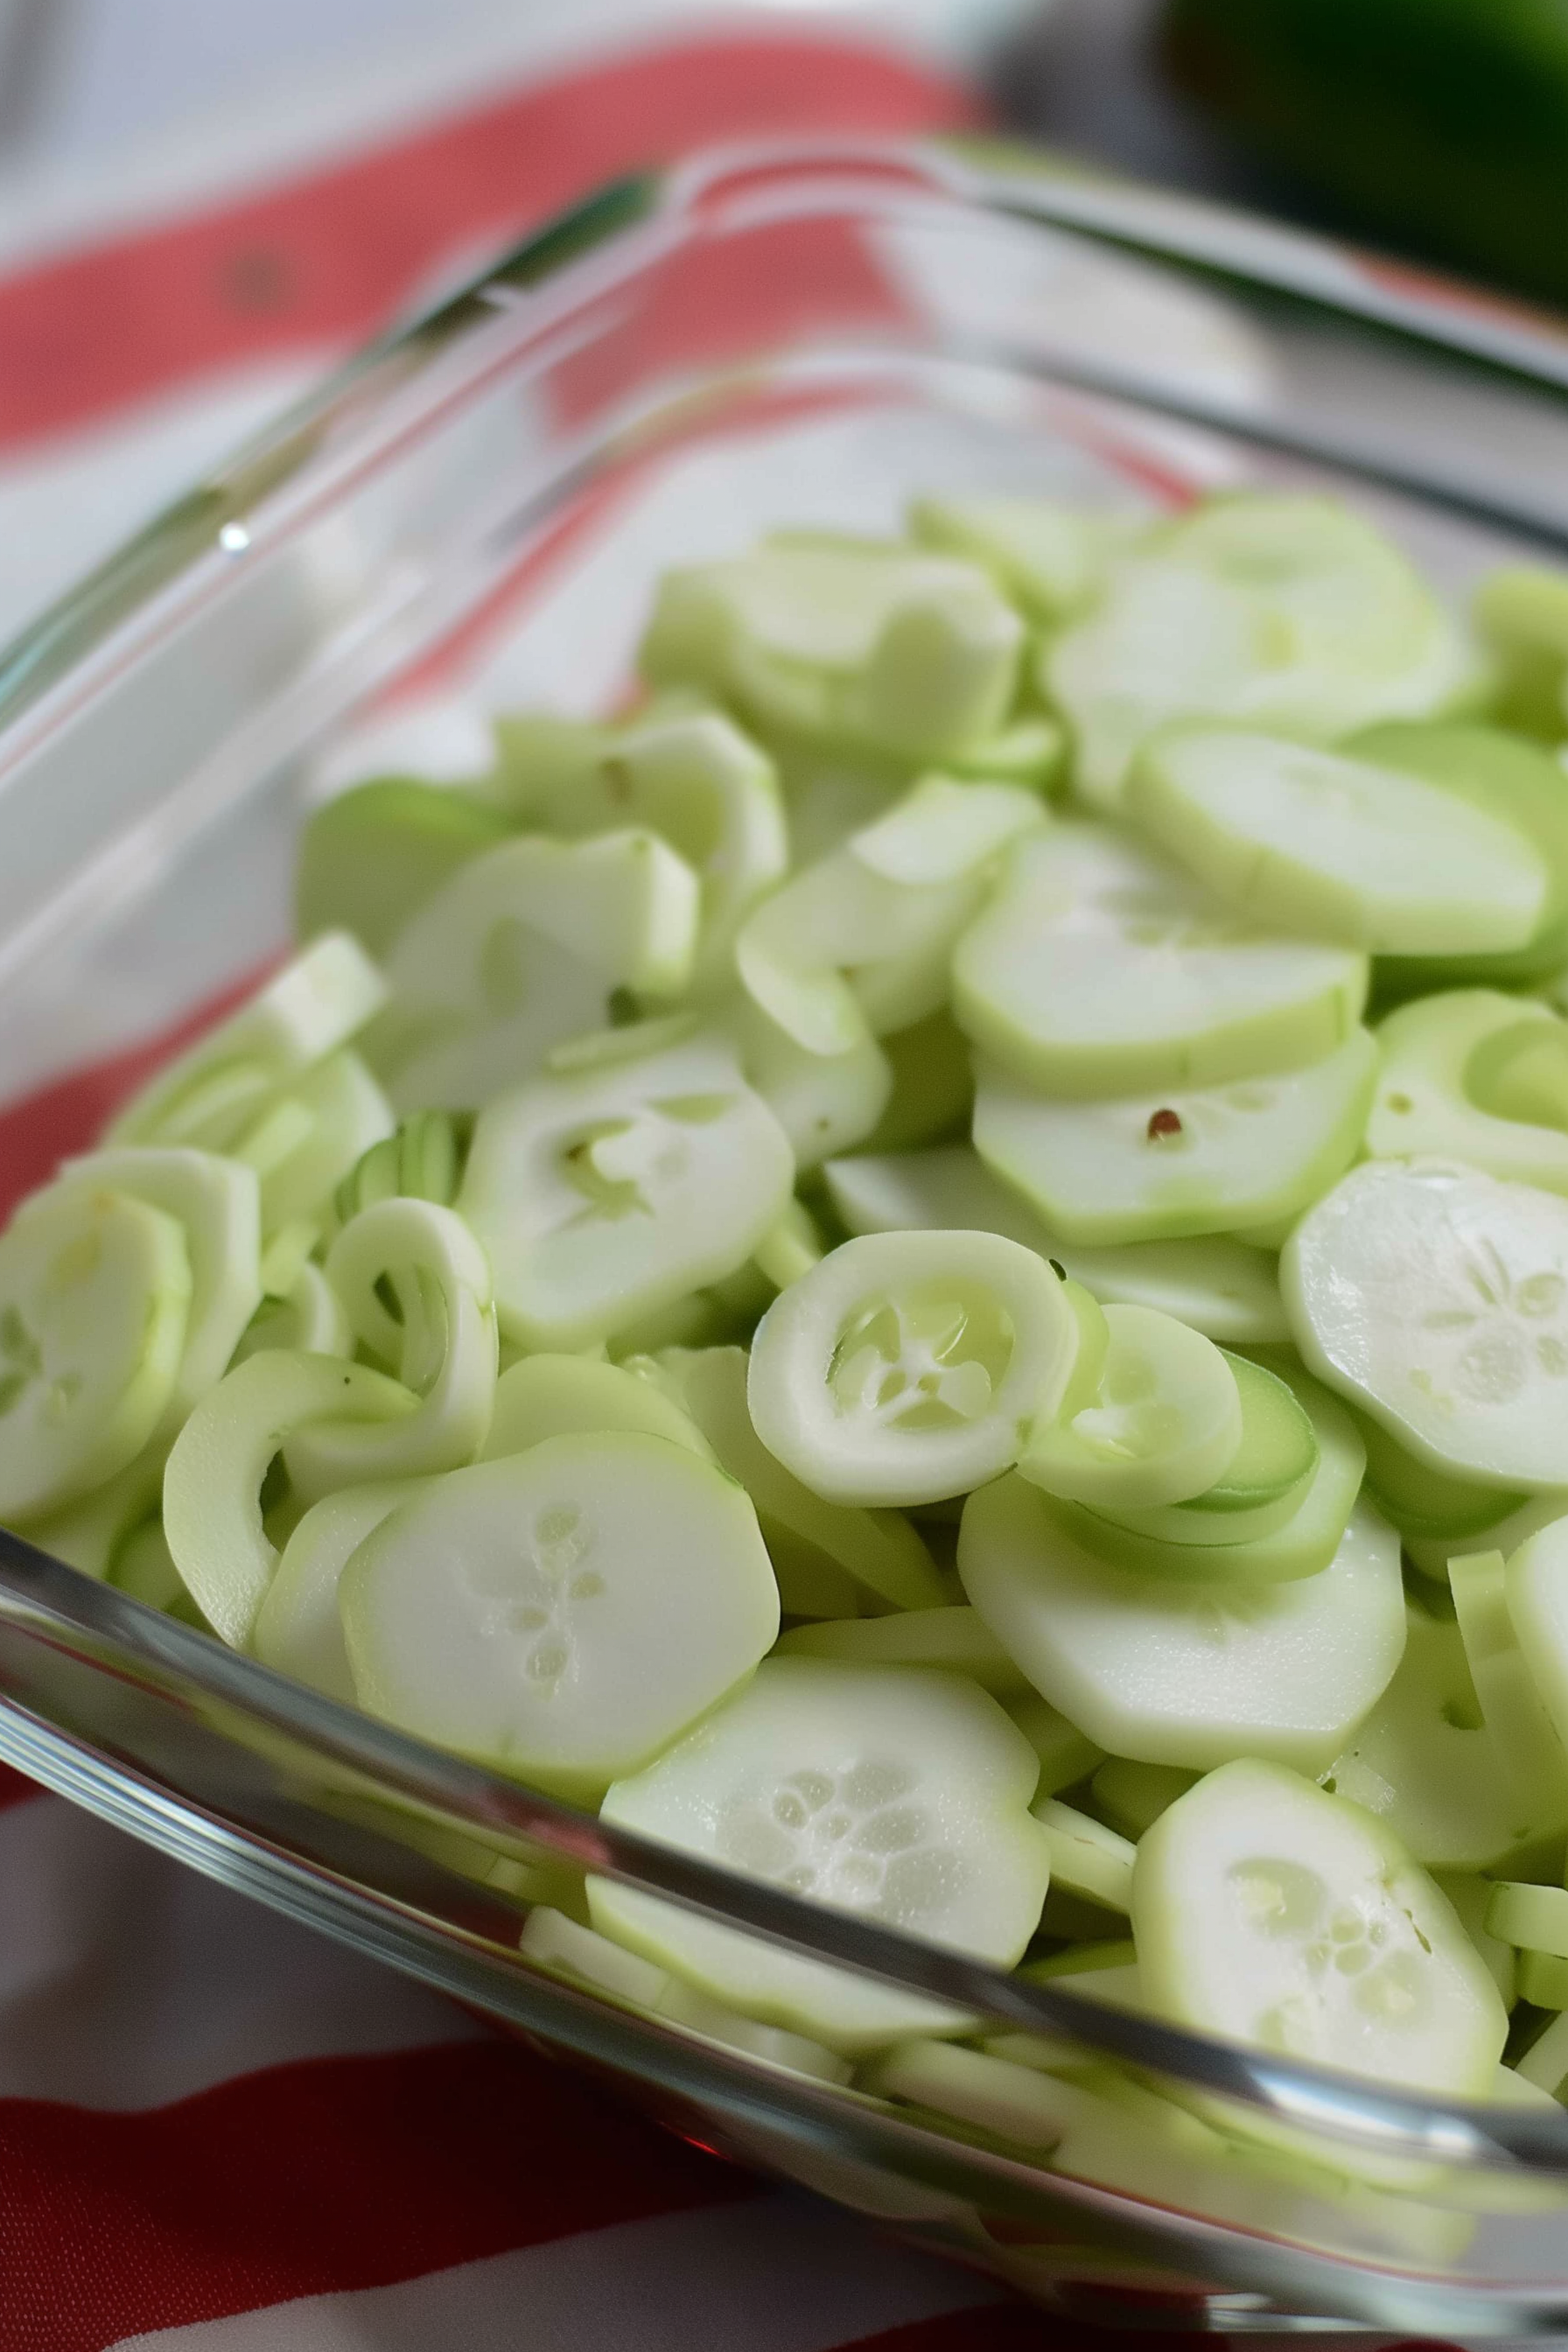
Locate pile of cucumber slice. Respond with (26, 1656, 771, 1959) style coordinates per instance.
(24, 486, 1568, 2215)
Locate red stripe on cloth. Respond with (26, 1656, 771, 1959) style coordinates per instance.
(0, 2038, 752, 2352)
(0, 962, 275, 1225)
(0, 34, 977, 455)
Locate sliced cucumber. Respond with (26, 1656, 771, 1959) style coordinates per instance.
(520, 1904, 671, 2012)
(1135, 1759, 1508, 2092)
(1044, 495, 1473, 810)
(726, 994, 891, 1172)
(1487, 1880, 1568, 1962)
(775, 1606, 1028, 1697)
(21, 1440, 167, 1579)
(822, 1144, 1288, 1344)
(0, 1183, 193, 1522)
(1449, 1546, 1568, 1816)
(372, 830, 699, 1111)
(1438, 1873, 1517, 2012)
(341, 1433, 780, 1800)
(53, 1146, 261, 1418)
(959, 1474, 1404, 1774)
(736, 779, 1040, 1058)
(654, 1976, 854, 2084)
(283, 1198, 496, 1500)
(1089, 1759, 1198, 1839)
(295, 779, 513, 958)
(460, 1032, 794, 1354)
(1032, 1797, 1135, 1913)
(1351, 1396, 1523, 1542)
(1405, 1485, 1568, 1583)
(498, 704, 788, 993)
(108, 1516, 186, 1614)
(252, 1476, 430, 1702)
(1004, 1691, 1105, 1796)
(973, 1029, 1376, 1248)
(640, 539, 1024, 762)
(1019, 1304, 1242, 1512)
(1500, 1516, 1568, 1783)
(652, 1345, 945, 1614)
(1130, 728, 1547, 956)
(861, 1011, 973, 1154)
(1323, 1601, 1558, 1872)
(952, 822, 1368, 1098)
(234, 1263, 353, 1364)
(1367, 990, 1568, 1194)
(110, 934, 388, 1150)
(909, 494, 1131, 624)
(1284, 1156, 1568, 1490)
(1351, 723, 1568, 990)
(1090, 1352, 1318, 1549)
(1474, 567, 1568, 739)
(747, 1229, 1075, 1508)
(480, 1353, 713, 1465)
(252, 1050, 394, 1237)
(588, 1656, 1050, 2051)
(164, 1349, 415, 1647)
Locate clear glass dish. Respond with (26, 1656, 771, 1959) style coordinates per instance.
(7, 136, 1568, 2336)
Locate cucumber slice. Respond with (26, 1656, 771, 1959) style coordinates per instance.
(1130, 728, 1547, 956)
(726, 995, 891, 1172)
(497, 704, 788, 993)
(252, 1476, 430, 1702)
(973, 1029, 1376, 1247)
(520, 1904, 671, 2012)
(1060, 1357, 1363, 1587)
(108, 1516, 186, 1614)
(1133, 1759, 1508, 2093)
(952, 822, 1368, 1098)
(234, 1263, 353, 1364)
(1474, 568, 1568, 739)
(1501, 1516, 1568, 1784)
(1284, 1156, 1568, 1489)
(747, 1229, 1075, 1508)
(1090, 1353, 1318, 1548)
(736, 780, 1040, 1058)
(1350, 724, 1568, 988)
(944, 717, 1064, 791)
(822, 1144, 1288, 1344)
(460, 1032, 794, 1354)
(479, 1353, 713, 1466)
(110, 934, 388, 1149)
(1350, 1395, 1523, 1541)
(1437, 1873, 1517, 2012)
(775, 1606, 1029, 1697)
(959, 1475, 1404, 1773)
(640, 539, 1024, 762)
(283, 1198, 496, 1501)
(253, 1050, 394, 1237)
(1045, 495, 1474, 810)
(164, 1350, 415, 1648)
(1019, 1304, 1242, 1512)
(0, 1185, 192, 1522)
(1056, 1279, 1110, 1417)
(1032, 1797, 1135, 1913)
(1450, 1546, 1568, 1815)
(21, 1441, 167, 1579)
(909, 494, 1131, 624)
(340, 1433, 780, 1800)
(1404, 1485, 1568, 1583)
(53, 1146, 261, 1417)
(372, 830, 700, 1111)
(864, 2038, 1075, 2152)
(295, 780, 514, 958)
(654, 1977, 854, 2084)
(652, 1346, 945, 1614)
(1488, 1880, 1568, 1961)
(588, 1656, 1050, 2051)
(335, 1109, 464, 1227)
(1367, 990, 1568, 1197)
(1323, 1601, 1558, 1872)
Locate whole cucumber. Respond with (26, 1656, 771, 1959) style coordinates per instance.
(1160, 0, 1568, 310)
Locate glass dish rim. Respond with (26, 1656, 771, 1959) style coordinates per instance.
(1, 129, 1567, 2194)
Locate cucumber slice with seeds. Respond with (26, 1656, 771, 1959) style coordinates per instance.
(1133, 1759, 1508, 2094)
(1019, 1304, 1242, 1513)
(1130, 728, 1547, 956)
(341, 1433, 780, 1802)
(588, 1656, 1050, 2051)
(952, 822, 1368, 1099)
(1368, 990, 1568, 1195)
(1284, 1156, 1568, 1490)
(748, 1228, 1075, 1508)
(823, 1144, 1288, 1345)
(973, 1028, 1376, 1247)
(960, 1474, 1403, 1774)
(0, 1184, 192, 1522)
(460, 1033, 794, 1354)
